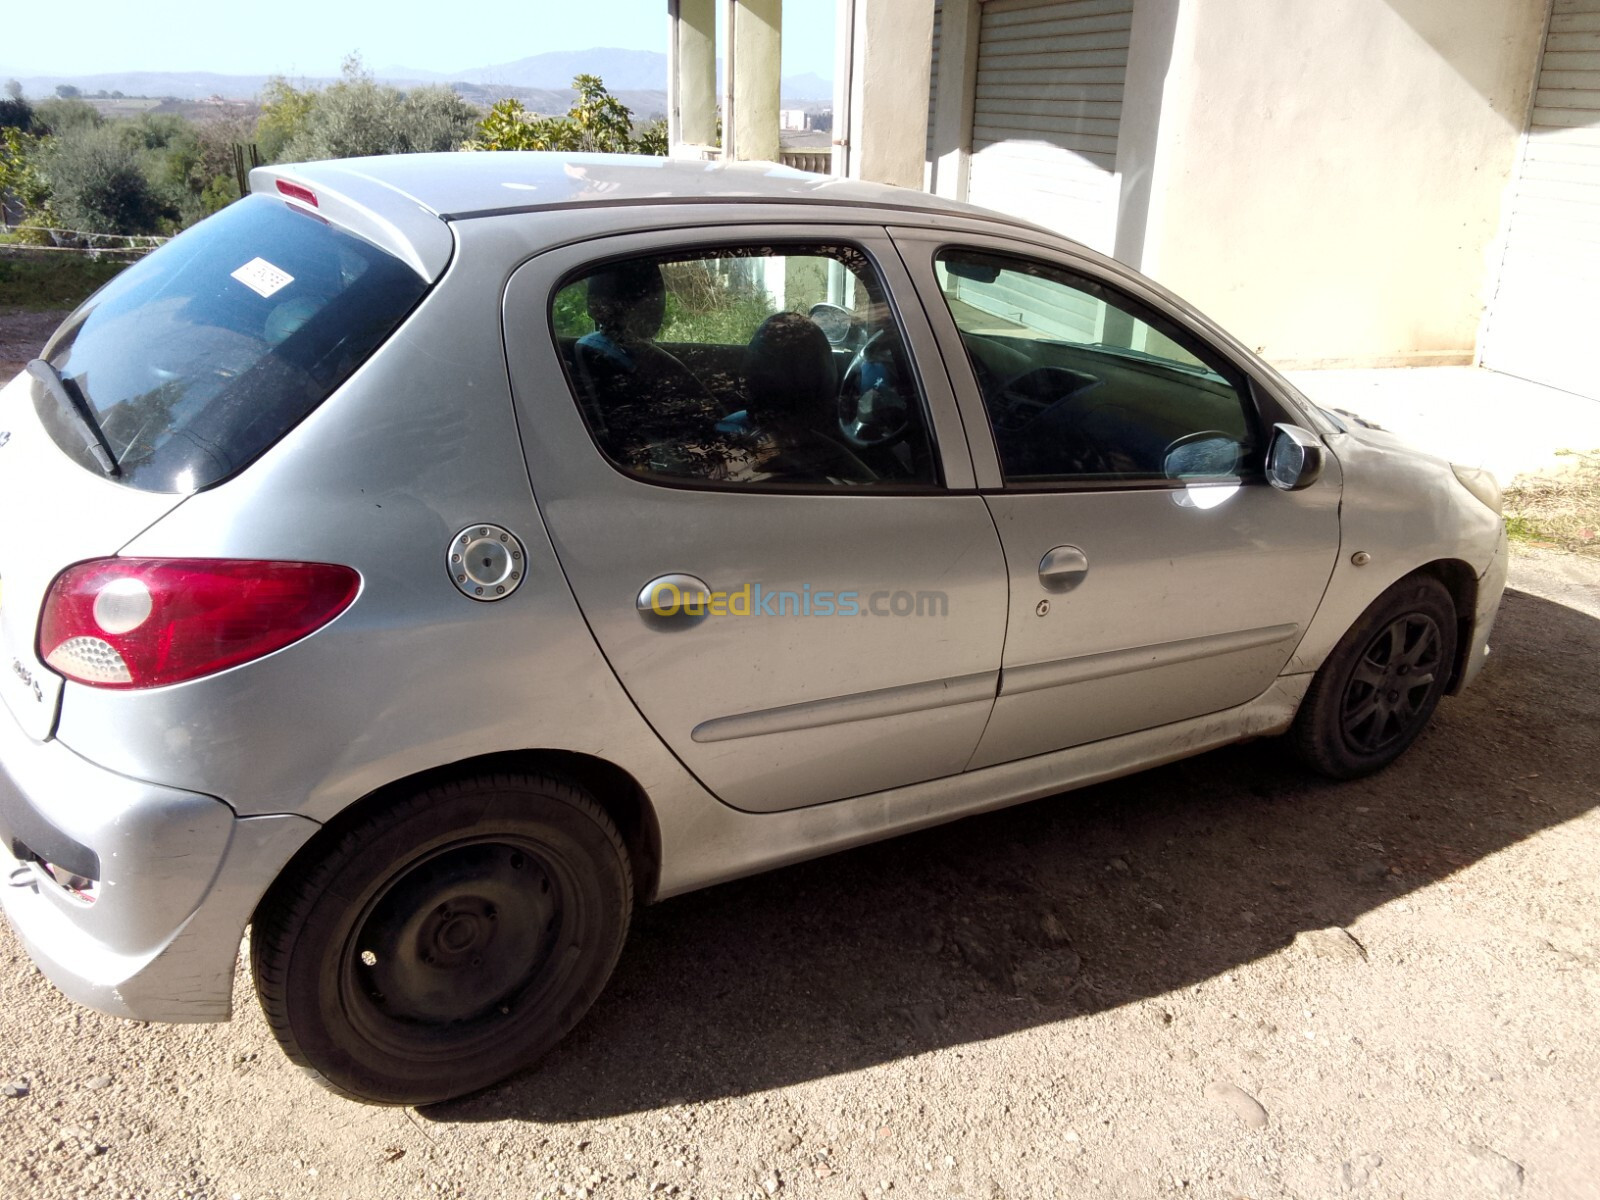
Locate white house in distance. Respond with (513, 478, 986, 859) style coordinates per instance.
(665, 0, 1597, 398)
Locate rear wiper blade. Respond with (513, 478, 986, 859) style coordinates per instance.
(26, 359, 120, 477)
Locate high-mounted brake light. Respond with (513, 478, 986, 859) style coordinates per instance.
(275, 179, 319, 207)
(39, 559, 359, 690)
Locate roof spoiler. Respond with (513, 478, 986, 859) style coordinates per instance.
(247, 165, 454, 282)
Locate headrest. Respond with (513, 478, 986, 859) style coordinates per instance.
(743, 313, 835, 425)
(586, 260, 667, 342)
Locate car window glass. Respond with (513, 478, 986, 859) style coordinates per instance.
(38, 194, 429, 493)
(934, 250, 1257, 486)
(551, 245, 939, 490)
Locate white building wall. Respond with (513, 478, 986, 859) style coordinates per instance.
(1131, 0, 1548, 368)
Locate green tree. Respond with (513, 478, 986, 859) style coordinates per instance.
(259, 57, 479, 163)
(255, 76, 315, 162)
(33, 96, 103, 136)
(0, 127, 50, 213)
(465, 75, 666, 155)
(54, 84, 82, 99)
(633, 117, 668, 157)
(41, 124, 168, 234)
(0, 95, 33, 133)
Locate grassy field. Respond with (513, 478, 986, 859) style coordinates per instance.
(1505, 450, 1600, 556)
(0, 252, 129, 310)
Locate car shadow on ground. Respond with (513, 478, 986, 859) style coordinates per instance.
(425, 587, 1597, 1123)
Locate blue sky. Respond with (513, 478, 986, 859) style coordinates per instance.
(9, 0, 836, 80)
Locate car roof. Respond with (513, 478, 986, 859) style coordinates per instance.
(270, 151, 1009, 223)
(250, 152, 1044, 279)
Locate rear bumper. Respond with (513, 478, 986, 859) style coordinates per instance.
(0, 710, 316, 1023)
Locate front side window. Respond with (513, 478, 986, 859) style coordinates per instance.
(551, 244, 938, 489)
(935, 250, 1258, 486)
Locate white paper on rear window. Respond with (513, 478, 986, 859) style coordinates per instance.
(231, 257, 295, 298)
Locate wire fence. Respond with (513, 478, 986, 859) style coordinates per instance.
(0, 226, 168, 259)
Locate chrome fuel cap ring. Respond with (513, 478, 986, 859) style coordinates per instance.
(448, 524, 526, 601)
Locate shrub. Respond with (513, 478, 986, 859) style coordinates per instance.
(259, 58, 480, 164)
(42, 125, 170, 235)
(465, 75, 666, 156)
(33, 97, 102, 137)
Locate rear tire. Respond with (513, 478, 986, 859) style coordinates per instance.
(1292, 573, 1457, 780)
(251, 772, 632, 1105)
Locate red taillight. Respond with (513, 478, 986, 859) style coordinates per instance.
(275, 179, 319, 207)
(39, 559, 360, 690)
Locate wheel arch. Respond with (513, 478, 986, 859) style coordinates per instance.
(1417, 558, 1480, 694)
(257, 749, 663, 926)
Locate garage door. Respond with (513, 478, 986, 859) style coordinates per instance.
(965, 0, 1132, 254)
(925, 0, 943, 187)
(1481, 0, 1600, 398)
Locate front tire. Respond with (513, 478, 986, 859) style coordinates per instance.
(1292, 573, 1457, 779)
(252, 772, 632, 1105)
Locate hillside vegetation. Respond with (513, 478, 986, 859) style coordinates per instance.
(0, 57, 665, 245)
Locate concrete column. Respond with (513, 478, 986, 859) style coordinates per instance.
(731, 0, 782, 162)
(1112, 0, 1187, 272)
(841, 0, 935, 188)
(671, 0, 719, 152)
(927, 0, 980, 199)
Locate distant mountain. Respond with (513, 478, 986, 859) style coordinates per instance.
(388, 49, 831, 101)
(451, 48, 670, 91)
(12, 48, 831, 107)
(777, 72, 833, 102)
(12, 70, 327, 99)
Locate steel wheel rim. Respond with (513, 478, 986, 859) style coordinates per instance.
(339, 836, 584, 1061)
(1339, 611, 1444, 755)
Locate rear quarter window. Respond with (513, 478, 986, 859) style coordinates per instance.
(39, 193, 431, 493)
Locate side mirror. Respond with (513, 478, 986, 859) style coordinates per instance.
(1163, 432, 1243, 481)
(1265, 424, 1326, 491)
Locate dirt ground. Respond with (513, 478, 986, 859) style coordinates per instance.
(1, 321, 1598, 1199)
(0, 308, 67, 380)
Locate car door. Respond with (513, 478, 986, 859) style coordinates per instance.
(502, 226, 1009, 812)
(891, 228, 1342, 770)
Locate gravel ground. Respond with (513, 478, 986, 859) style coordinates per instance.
(2, 558, 1596, 1200)
(0, 309, 65, 380)
(2, 320, 1597, 1199)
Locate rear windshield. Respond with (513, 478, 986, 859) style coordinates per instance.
(38, 193, 432, 493)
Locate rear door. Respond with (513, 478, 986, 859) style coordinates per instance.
(502, 226, 1009, 812)
(894, 229, 1342, 768)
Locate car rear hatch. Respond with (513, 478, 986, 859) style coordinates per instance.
(0, 186, 442, 741)
(0, 371, 184, 740)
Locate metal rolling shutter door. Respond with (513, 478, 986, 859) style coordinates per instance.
(926, 0, 944, 187)
(965, 0, 1132, 254)
(1482, 0, 1600, 397)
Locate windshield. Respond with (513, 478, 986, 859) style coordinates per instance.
(39, 194, 431, 493)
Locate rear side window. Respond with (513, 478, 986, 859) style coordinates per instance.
(550, 244, 940, 491)
(38, 194, 431, 493)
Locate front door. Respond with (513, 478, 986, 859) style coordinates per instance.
(895, 231, 1342, 768)
(502, 227, 1009, 812)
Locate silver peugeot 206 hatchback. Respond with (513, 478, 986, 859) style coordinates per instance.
(0, 153, 1507, 1104)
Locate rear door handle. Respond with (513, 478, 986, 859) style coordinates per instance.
(1038, 545, 1089, 593)
(637, 573, 714, 624)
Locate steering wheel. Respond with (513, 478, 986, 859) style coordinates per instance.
(837, 329, 912, 449)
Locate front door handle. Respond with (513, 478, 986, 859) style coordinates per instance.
(1038, 545, 1089, 593)
(636, 573, 713, 626)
